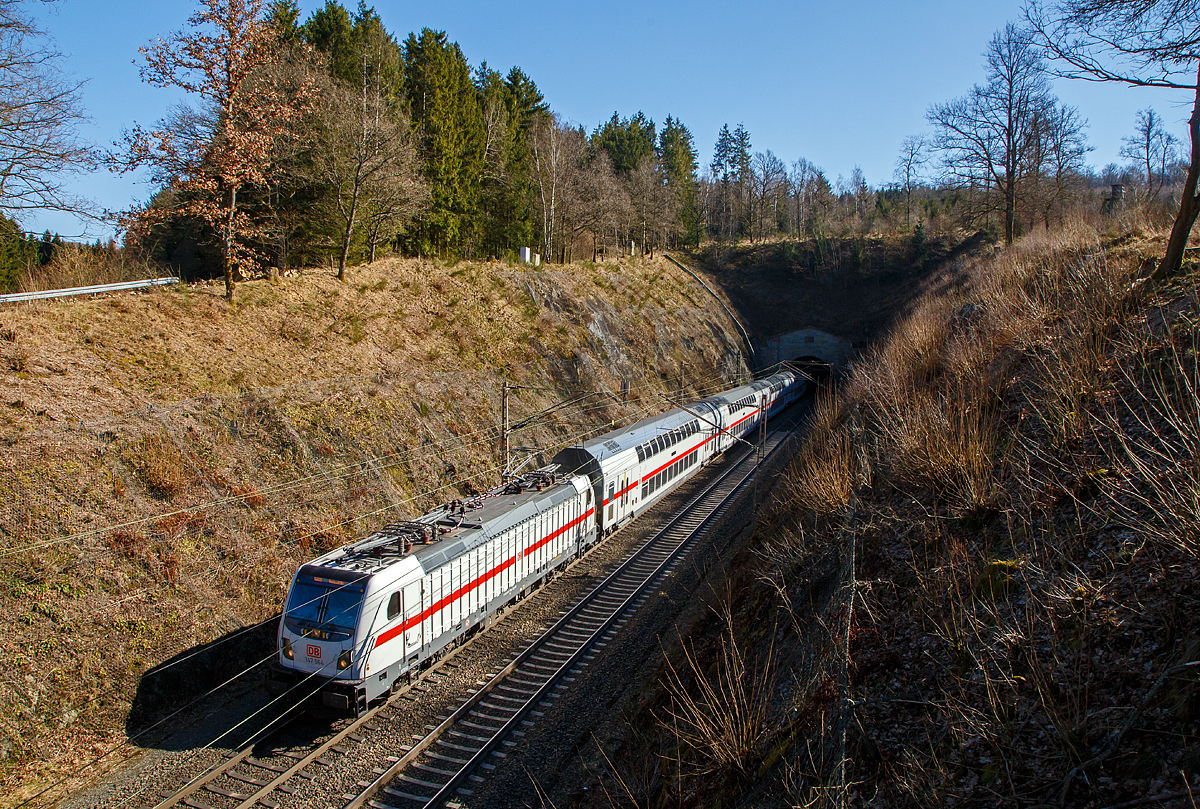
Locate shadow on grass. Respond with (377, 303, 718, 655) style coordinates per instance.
(124, 617, 333, 752)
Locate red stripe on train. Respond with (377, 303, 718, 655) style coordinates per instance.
(373, 507, 595, 649)
(640, 408, 760, 484)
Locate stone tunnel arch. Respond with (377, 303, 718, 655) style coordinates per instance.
(753, 327, 852, 380)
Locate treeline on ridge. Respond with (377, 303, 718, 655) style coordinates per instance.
(122, 0, 1192, 289)
(3, 0, 1193, 298)
(115, 0, 707, 289)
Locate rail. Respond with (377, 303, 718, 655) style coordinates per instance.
(350, 428, 789, 808)
(0, 276, 180, 304)
(145, 403, 806, 809)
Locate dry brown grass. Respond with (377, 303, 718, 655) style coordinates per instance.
(19, 245, 160, 292)
(786, 429, 862, 515)
(121, 433, 188, 499)
(871, 379, 1000, 509)
(859, 295, 960, 398)
(785, 388, 865, 515)
(701, 217, 1200, 806)
(660, 609, 778, 778)
(1105, 323, 1200, 557)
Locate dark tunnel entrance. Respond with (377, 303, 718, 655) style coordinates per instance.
(790, 356, 834, 389)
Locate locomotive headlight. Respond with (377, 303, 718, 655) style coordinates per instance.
(282, 637, 294, 660)
(337, 650, 351, 670)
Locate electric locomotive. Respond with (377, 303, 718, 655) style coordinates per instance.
(268, 469, 595, 713)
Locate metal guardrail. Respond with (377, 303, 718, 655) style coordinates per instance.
(0, 276, 180, 304)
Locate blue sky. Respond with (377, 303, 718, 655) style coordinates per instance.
(27, 0, 1193, 239)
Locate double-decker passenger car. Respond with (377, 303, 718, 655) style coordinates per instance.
(551, 400, 723, 536)
(552, 368, 806, 536)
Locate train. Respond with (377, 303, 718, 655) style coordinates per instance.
(266, 369, 806, 713)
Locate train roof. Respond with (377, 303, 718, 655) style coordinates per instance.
(705, 381, 763, 405)
(705, 370, 798, 406)
(553, 372, 803, 471)
(557, 400, 718, 468)
(303, 470, 585, 582)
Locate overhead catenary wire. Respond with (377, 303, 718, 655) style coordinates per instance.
(2, 395, 570, 561)
(13, 392, 671, 809)
(16, 427, 588, 616)
(509, 390, 604, 431)
(1, 370, 752, 573)
(10, 368, 795, 808)
(12, 409, 669, 701)
(3, 416, 648, 613)
(14, 626, 355, 809)
(8, 373, 768, 706)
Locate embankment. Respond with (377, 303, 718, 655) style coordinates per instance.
(0, 254, 748, 801)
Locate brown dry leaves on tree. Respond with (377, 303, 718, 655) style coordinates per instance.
(110, 0, 317, 299)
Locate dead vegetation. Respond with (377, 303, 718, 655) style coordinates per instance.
(660, 609, 779, 779)
(588, 217, 1200, 808)
(18, 245, 161, 293)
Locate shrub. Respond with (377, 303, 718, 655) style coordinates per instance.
(123, 433, 188, 499)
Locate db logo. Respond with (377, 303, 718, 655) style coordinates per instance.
(306, 644, 321, 659)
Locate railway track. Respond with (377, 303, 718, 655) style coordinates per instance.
(347, 428, 790, 809)
(148, 652, 487, 809)
(148, 422, 792, 809)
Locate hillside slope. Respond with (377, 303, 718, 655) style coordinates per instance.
(579, 222, 1200, 808)
(0, 254, 749, 802)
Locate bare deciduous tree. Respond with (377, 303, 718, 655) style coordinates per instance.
(1028, 101, 1090, 228)
(565, 150, 628, 261)
(0, 0, 94, 221)
(531, 114, 635, 262)
(894, 135, 928, 227)
(628, 154, 670, 257)
(750, 150, 786, 242)
(1025, 0, 1200, 277)
(531, 114, 580, 261)
(310, 62, 427, 279)
(1119, 108, 1179, 204)
(929, 23, 1061, 244)
(788, 158, 824, 238)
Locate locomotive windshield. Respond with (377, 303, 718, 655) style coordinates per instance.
(283, 576, 364, 642)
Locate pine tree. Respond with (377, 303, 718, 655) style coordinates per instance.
(348, 4, 402, 101)
(658, 116, 699, 246)
(403, 28, 485, 255)
(0, 216, 31, 292)
(711, 124, 734, 182)
(592, 112, 656, 176)
(266, 0, 301, 42)
(36, 230, 54, 265)
(472, 64, 548, 256)
(500, 66, 548, 249)
(303, 1, 355, 82)
(732, 123, 752, 239)
(710, 124, 735, 240)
